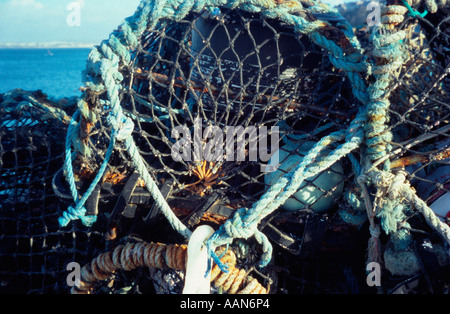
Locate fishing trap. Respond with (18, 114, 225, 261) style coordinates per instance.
(0, 0, 449, 294)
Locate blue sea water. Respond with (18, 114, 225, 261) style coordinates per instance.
(0, 48, 91, 99)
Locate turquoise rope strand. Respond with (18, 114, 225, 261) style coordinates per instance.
(59, 0, 450, 276)
(69, 0, 372, 268)
(402, 0, 429, 17)
(59, 109, 117, 227)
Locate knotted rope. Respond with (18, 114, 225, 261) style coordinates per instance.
(362, 3, 450, 269)
(58, 0, 368, 243)
(57, 0, 450, 278)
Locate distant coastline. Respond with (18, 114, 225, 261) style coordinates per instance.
(0, 42, 96, 49)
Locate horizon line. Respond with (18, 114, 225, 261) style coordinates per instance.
(0, 41, 97, 49)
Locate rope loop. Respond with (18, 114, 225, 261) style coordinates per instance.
(222, 208, 258, 240)
(58, 205, 97, 227)
(108, 114, 135, 142)
(58, 0, 450, 277)
(402, 0, 430, 17)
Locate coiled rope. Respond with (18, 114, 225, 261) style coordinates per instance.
(71, 242, 267, 294)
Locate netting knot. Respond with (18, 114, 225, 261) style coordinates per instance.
(356, 173, 369, 187)
(205, 207, 271, 273)
(370, 170, 409, 202)
(222, 208, 258, 239)
(58, 205, 97, 227)
(386, 170, 408, 199)
(108, 114, 135, 142)
(369, 224, 381, 238)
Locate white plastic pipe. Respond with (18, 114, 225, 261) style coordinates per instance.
(182, 225, 215, 294)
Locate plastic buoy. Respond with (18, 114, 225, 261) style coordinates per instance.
(264, 141, 344, 212)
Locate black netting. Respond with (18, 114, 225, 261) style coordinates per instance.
(0, 91, 108, 293)
(388, 7, 449, 220)
(83, 8, 357, 212)
(0, 1, 449, 294)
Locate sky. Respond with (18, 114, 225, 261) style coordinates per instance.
(0, 0, 141, 45)
(0, 0, 356, 45)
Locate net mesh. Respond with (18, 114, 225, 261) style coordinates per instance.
(0, 91, 108, 293)
(386, 7, 450, 220)
(0, 0, 449, 294)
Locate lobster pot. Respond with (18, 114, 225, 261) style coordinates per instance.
(190, 10, 340, 124)
(0, 92, 108, 294)
(109, 7, 359, 206)
(6, 0, 450, 295)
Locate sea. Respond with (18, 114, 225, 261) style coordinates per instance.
(0, 48, 92, 99)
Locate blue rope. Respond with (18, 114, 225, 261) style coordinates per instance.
(364, 6, 408, 168)
(65, 0, 371, 269)
(59, 110, 117, 227)
(60, 0, 450, 274)
(206, 109, 366, 271)
(73, 0, 194, 238)
(401, 0, 429, 17)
